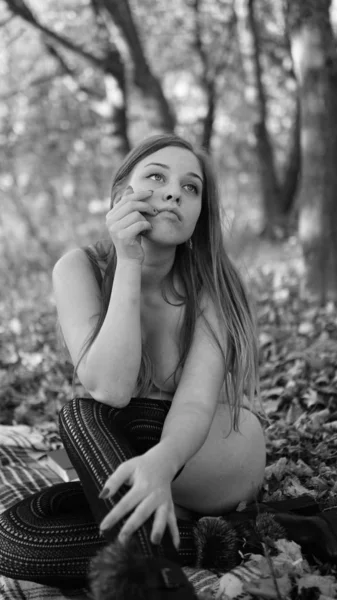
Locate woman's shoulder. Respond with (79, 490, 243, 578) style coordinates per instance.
(197, 290, 228, 349)
(53, 240, 112, 292)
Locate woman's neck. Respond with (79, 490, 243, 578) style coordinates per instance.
(141, 243, 176, 294)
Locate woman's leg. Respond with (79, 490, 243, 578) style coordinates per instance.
(0, 481, 104, 587)
(58, 397, 191, 561)
(0, 397, 197, 587)
(171, 403, 266, 514)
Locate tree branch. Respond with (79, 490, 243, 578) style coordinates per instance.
(44, 42, 106, 99)
(0, 13, 15, 27)
(247, 0, 267, 124)
(3, 0, 120, 75)
(0, 72, 63, 101)
(192, 0, 236, 80)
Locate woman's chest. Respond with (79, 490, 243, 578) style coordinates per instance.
(140, 296, 185, 392)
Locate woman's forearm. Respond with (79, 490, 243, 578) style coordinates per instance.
(154, 403, 214, 479)
(84, 260, 142, 406)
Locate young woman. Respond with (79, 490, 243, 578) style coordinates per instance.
(0, 134, 266, 592)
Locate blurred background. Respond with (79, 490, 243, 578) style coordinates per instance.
(1, 0, 337, 426)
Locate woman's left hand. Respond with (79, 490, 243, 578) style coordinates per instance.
(98, 447, 180, 549)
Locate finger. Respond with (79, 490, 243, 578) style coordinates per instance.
(167, 510, 180, 550)
(118, 495, 157, 544)
(150, 504, 169, 545)
(107, 211, 148, 233)
(117, 221, 152, 238)
(99, 463, 132, 500)
(118, 188, 153, 206)
(106, 201, 157, 223)
(99, 486, 144, 532)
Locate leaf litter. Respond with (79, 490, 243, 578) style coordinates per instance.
(2, 266, 337, 598)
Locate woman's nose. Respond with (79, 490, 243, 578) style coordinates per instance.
(163, 185, 181, 203)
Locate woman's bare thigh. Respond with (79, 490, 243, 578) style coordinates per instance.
(171, 402, 266, 516)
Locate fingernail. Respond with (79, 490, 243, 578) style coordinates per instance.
(98, 488, 109, 499)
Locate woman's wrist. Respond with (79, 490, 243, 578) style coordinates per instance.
(149, 441, 183, 482)
(113, 259, 142, 298)
(116, 256, 143, 269)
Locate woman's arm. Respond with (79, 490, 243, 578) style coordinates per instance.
(53, 249, 142, 407)
(81, 258, 143, 405)
(97, 296, 228, 545)
(155, 296, 227, 476)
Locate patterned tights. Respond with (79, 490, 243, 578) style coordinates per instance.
(0, 398, 197, 588)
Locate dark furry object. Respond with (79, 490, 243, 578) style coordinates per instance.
(89, 538, 198, 600)
(255, 512, 287, 543)
(89, 515, 287, 599)
(193, 513, 287, 572)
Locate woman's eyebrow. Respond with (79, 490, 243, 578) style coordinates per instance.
(143, 162, 203, 184)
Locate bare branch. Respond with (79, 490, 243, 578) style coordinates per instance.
(3, 0, 118, 73)
(0, 13, 15, 27)
(247, 0, 268, 124)
(192, 0, 236, 80)
(0, 72, 61, 101)
(44, 41, 106, 99)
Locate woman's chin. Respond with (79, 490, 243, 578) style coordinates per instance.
(142, 229, 182, 248)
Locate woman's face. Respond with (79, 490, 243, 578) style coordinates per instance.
(127, 146, 203, 246)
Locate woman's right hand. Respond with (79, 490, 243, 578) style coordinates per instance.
(106, 186, 157, 264)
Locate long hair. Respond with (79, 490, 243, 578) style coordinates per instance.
(73, 133, 259, 430)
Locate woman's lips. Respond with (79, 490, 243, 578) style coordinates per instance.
(155, 210, 180, 221)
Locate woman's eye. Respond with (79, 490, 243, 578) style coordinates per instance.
(148, 173, 164, 182)
(184, 184, 198, 194)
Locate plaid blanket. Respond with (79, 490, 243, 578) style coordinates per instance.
(0, 425, 219, 599)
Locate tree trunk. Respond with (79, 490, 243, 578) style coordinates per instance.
(102, 49, 131, 155)
(201, 82, 216, 151)
(286, 0, 337, 301)
(99, 0, 176, 133)
(191, 0, 217, 151)
(279, 93, 301, 219)
(235, 0, 282, 238)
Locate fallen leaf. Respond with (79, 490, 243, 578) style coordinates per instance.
(297, 574, 337, 597)
(265, 457, 288, 481)
(244, 574, 291, 599)
(309, 409, 330, 430)
(298, 322, 315, 336)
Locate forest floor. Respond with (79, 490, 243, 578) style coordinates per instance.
(1, 234, 337, 598)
